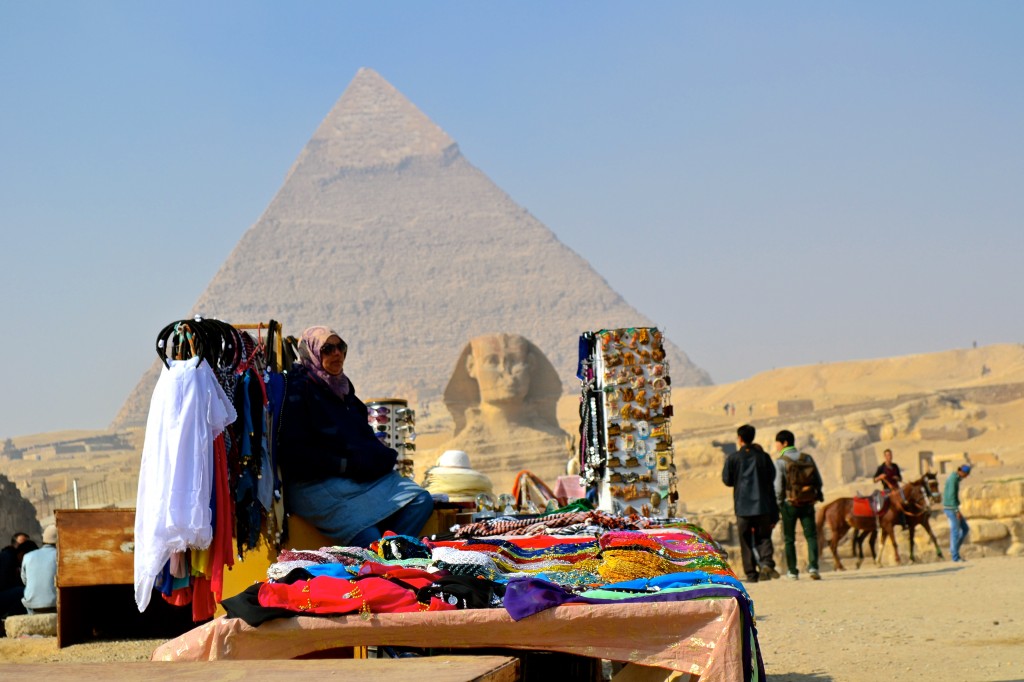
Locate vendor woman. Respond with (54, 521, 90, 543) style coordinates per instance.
(278, 326, 434, 547)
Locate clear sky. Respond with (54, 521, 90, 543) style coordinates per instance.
(1, 3, 1022, 439)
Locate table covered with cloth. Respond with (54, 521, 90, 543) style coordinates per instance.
(152, 598, 748, 681)
(152, 524, 762, 681)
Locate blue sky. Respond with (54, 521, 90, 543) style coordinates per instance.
(1, 3, 1022, 438)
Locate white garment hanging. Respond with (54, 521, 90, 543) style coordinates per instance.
(134, 357, 236, 611)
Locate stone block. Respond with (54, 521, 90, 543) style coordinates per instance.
(970, 519, 1010, 543)
(4, 613, 57, 638)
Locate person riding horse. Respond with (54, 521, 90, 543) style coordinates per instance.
(873, 449, 907, 527)
(817, 472, 943, 570)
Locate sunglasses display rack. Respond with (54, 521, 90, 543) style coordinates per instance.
(579, 327, 677, 518)
(365, 398, 416, 479)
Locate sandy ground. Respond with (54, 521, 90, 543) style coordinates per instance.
(1, 555, 1021, 681)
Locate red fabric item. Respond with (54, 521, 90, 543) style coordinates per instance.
(163, 586, 192, 607)
(258, 576, 457, 616)
(209, 434, 235, 603)
(192, 575, 216, 621)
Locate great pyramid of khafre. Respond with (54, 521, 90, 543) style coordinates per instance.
(113, 68, 710, 428)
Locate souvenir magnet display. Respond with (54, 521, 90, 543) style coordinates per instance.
(577, 327, 677, 517)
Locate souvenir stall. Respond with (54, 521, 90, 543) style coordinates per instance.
(144, 323, 763, 679)
(578, 327, 678, 517)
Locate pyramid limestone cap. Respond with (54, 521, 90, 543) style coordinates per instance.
(287, 67, 457, 179)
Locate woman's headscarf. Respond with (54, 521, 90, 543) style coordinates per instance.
(299, 326, 351, 399)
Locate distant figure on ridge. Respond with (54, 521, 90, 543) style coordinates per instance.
(441, 333, 569, 495)
(722, 424, 779, 583)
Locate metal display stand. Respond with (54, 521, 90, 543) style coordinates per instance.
(365, 398, 416, 478)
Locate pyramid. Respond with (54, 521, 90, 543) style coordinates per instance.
(113, 68, 710, 428)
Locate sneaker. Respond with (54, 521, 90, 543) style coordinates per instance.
(759, 565, 780, 581)
(785, 572, 798, 581)
(808, 568, 821, 580)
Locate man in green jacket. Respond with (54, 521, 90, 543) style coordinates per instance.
(943, 464, 971, 562)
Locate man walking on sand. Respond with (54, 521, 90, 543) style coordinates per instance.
(722, 424, 779, 583)
(774, 430, 824, 580)
(943, 464, 971, 562)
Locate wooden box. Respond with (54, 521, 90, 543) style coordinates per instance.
(55, 508, 195, 647)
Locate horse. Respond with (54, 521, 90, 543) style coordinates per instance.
(816, 472, 942, 570)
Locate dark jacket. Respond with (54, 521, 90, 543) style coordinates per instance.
(277, 364, 397, 484)
(722, 444, 780, 518)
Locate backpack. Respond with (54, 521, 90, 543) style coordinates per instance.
(784, 453, 820, 505)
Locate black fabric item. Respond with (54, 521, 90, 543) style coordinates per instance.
(378, 535, 431, 561)
(416, 575, 506, 610)
(221, 568, 315, 627)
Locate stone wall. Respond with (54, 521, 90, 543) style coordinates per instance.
(0, 474, 42, 542)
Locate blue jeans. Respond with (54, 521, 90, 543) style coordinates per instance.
(349, 487, 435, 547)
(944, 509, 969, 561)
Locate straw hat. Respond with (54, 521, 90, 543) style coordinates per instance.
(423, 450, 493, 502)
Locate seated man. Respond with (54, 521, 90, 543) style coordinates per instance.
(21, 526, 57, 615)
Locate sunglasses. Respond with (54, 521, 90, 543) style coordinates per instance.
(369, 415, 390, 425)
(368, 406, 390, 416)
(321, 342, 347, 356)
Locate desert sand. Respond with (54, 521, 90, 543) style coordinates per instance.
(1, 555, 1021, 681)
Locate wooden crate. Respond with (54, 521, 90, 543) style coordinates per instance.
(55, 508, 195, 647)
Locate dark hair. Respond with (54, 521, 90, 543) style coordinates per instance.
(10, 532, 28, 546)
(737, 424, 756, 445)
(15, 540, 38, 565)
(775, 430, 795, 447)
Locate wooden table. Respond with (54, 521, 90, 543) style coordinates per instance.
(4, 656, 519, 681)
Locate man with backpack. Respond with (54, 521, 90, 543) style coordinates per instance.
(773, 430, 824, 580)
(722, 424, 780, 583)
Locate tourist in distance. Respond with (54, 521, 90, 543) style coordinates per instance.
(943, 464, 972, 562)
(773, 430, 824, 580)
(277, 326, 434, 547)
(722, 424, 779, 583)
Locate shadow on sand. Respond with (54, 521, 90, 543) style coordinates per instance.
(766, 673, 834, 681)
(820, 563, 967, 582)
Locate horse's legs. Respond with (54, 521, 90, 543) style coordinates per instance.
(853, 529, 867, 569)
(884, 520, 901, 565)
(920, 517, 944, 560)
(830, 513, 849, 571)
(908, 523, 917, 563)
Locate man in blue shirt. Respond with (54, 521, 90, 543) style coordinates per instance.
(942, 465, 971, 562)
(21, 525, 57, 614)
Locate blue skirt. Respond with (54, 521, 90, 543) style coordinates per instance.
(285, 472, 425, 545)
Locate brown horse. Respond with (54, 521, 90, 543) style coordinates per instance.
(816, 473, 942, 570)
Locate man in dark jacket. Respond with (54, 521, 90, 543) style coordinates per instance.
(722, 424, 780, 582)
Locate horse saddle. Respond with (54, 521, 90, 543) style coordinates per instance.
(852, 491, 889, 518)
